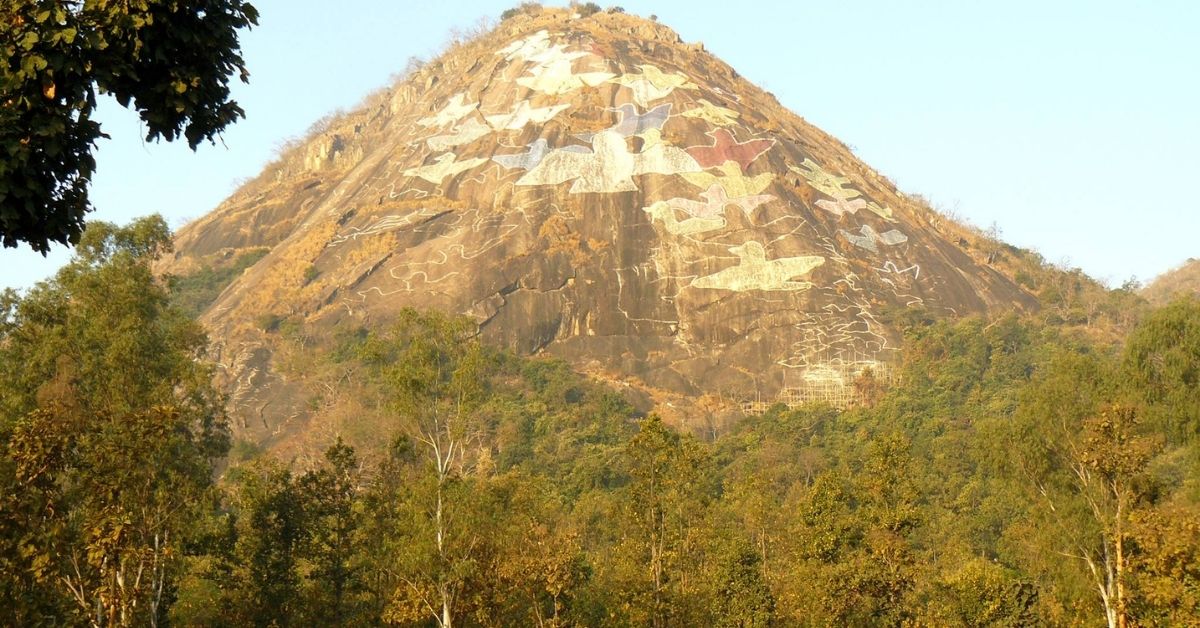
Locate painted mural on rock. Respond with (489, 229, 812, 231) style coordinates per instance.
(168, 18, 1040, 448)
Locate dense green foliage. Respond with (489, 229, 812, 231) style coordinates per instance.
(0, 216, 228, 625)
(194, 303, 1190, 624)
(3, 220, 1199, 625)
(0, 0, 258, 252)
(176, 303, 1199, 626)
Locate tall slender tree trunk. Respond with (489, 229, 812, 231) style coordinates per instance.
(759, 531, 768, 579)
(1114, 492, 1128, 628)
(441, 585, 453, 628)
(436, 453, 453, 628)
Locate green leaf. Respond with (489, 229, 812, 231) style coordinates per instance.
(20, 55, 48, 75)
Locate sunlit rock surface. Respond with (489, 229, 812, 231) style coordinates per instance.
(164, 9, 1037, 446)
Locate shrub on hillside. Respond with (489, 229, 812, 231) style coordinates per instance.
(575, 2, 602, 17)
(501, 2, 542, 20)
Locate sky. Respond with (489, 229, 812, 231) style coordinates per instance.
(3, 0, 1198, 290)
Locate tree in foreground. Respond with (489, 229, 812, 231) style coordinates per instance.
(0, 0, 258, 252)
(0, 216, 228, 626)
(367, 310, 491, 628)
(1123, 296, 1200, 442)
(1011, 348, 1170, 628)
(711, 544, 775, 628)
(616, 414, 710, 626)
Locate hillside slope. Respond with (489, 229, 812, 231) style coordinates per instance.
(1143, 258, 1200, 305)
(163, 8, 1038, 447)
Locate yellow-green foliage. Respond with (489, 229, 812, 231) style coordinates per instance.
(1, 217, 229, 624)
(6, 282, 1200, 624)
(150, 306, 1200, 626)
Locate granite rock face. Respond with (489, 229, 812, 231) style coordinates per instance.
(165, 10, 1037, 445)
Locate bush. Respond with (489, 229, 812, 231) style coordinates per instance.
(577, 2, 602, 17)
(1014, 270, 1036, 289)
(257, 313, 284, 333)
(501, 2, 542, 20)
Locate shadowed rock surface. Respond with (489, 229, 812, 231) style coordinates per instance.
(163, 9, 1038, 448)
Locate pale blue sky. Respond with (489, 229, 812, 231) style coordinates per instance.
(3, 0, 1197, 290)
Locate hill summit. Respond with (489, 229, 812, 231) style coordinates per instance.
(164, 7, 1036, 444)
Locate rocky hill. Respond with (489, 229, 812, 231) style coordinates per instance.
(163, 7, 1038, 448)
(1142, 259, 1200, 305)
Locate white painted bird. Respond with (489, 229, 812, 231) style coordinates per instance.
(691, 241, 825, 291)
(516, 130, 701, 194)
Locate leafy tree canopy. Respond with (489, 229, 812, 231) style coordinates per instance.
(0, 0, 259, 252)
(0, 215, 229, 625)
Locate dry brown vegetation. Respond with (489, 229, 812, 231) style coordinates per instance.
(1142, 258, 1200, 305)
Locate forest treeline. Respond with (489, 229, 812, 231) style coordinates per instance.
(2, 217, 1198, 626)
